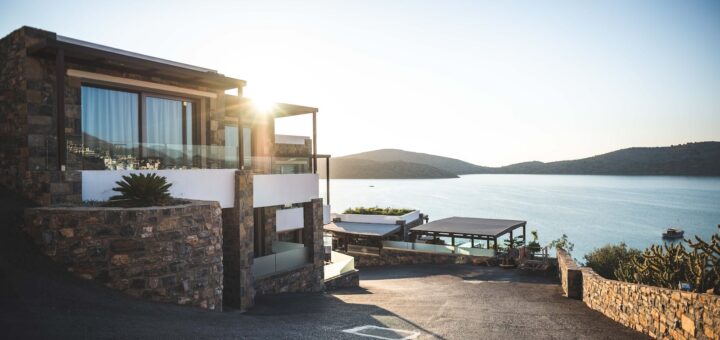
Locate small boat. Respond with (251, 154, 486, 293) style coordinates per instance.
(662, 228, 684, 240)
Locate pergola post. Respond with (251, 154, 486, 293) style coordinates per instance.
(312, 111, 317, 173)
(510, 230, 514, 248)
(451, 234, 455, 246)
(471, 237, 474, 248)
(523, 223, 526, 244)
(493, 238, 497, 251)
(326, 156, 330, 205)
(486, 239, 490, 248)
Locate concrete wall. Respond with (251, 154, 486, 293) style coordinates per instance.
(557, 248, 720, 339)
(24, 200, 223, 310)
(253, 173, 320, 208)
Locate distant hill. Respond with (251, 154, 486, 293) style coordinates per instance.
(320, 142, 720, 179)
(341, 149, 491, 174)
(317, 158, 458, 179)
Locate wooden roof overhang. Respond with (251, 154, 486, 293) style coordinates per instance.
(27, 34, 246, 90)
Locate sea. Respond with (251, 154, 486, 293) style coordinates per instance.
(319, 174, 720, 260)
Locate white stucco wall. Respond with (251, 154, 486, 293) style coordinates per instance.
(81, 169, 236, 208)
(276, 207, 304, 232)
(332, 210, 420, 225)
(253, 173, 320, 208)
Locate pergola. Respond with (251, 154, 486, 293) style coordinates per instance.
(410, 217, 527, 250)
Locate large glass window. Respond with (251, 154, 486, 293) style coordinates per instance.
(80, 86, 139, 170)
(143, 96, 194, 168)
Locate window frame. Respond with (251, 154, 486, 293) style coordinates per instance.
(79, 82, 201, 169)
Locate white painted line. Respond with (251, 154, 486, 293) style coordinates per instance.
(342, 325, 420, 340)
(462, 280, 511, 284)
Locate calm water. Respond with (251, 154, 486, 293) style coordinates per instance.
(319, 175, 720, 259)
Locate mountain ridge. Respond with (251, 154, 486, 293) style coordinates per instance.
(319, 142, 720, 178)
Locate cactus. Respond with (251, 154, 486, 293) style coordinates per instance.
(615, 233, 719, 294)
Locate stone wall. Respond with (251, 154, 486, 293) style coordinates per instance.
(324, 269, 360, 291)
(254, 264, 323, 296)
(351, 248, 495, 268)
(556, 248, 583, 299)
(557, 248, 720, 339)
(0, 26, 77, 206)
(274, 138, 312, 157)
(24, 200, 223, 311)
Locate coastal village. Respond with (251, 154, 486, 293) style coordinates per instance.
(1, 24, 719, 340)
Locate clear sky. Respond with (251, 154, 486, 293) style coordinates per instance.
(2, 0, 719, 166)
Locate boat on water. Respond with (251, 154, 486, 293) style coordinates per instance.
(662, 228, 684, 240)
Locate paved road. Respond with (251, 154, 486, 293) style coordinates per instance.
(0, 189, 643, 339)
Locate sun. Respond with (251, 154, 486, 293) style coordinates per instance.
(250, 97, 277, 113)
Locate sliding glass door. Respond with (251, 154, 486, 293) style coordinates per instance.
(143, 96, 195, 168)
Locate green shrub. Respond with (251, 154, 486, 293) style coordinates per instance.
(583, 243, 642, 280)
(343, 206, 414, 216)
(109, 173, 172, 207)
(548, 234, 574, 252)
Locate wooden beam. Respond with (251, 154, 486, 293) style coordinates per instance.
(66, 69, 218, 98)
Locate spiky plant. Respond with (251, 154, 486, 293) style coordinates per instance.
(527, 230, 542, 253)
(109, 173, 172, 207)
(614, 234, 720, 294)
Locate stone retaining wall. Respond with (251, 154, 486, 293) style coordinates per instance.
(324, 269, 360, 291)
(24, 200, 223, 311)
(254, 264, 324, 296)
(556, 248, 582, 299)
(557, 248, 720, 339)
(351, 248, 495, 268)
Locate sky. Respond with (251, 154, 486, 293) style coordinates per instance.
(2, 0, 719, 166)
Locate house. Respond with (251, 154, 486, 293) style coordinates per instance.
(0, 26, 329, 310)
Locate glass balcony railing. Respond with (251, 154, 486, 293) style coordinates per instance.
(67, 141, 313, 173)
(382, 240, 496, 257)
(252, 241, 311, 279)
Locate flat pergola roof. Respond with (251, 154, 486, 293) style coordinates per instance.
(324, 222, 401, 238)
(410, 217, 526, 239)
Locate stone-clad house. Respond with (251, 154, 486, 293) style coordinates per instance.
(1, 26, 328, 310)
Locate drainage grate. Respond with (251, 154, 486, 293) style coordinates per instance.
(342, 325, 420, 340)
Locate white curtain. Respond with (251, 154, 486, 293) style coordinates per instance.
(145, 97, 184, 165)
(81, 86, 139, 151)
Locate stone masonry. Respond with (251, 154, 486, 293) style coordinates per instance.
(23, 200, 223, 310)
(351, 248, 495, 268)
(222, 170, 255, 310)
(557, 248, 720, 339)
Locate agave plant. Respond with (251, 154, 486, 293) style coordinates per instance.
(109, 173, 172, 207)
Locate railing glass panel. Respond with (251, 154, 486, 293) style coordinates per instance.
(382, 240, 495, 257)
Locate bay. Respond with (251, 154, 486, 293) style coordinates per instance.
(320, 174, 720, 259)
